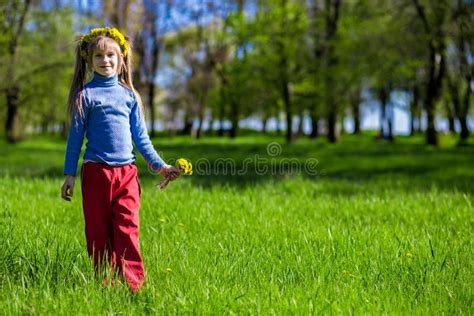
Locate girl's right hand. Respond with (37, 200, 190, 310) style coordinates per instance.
(61, 175, 75, 201)
(158, 164, 181, 181)
(157, 164, 181, 190)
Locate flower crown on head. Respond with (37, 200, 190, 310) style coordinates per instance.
(79, 27, 129, 59)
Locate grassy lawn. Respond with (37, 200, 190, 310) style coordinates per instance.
(0, 133, 473, 314)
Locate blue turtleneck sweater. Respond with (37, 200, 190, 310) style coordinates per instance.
(64, 72, 165, 176)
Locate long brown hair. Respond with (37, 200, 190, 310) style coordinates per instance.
(67, 34, 144, 127)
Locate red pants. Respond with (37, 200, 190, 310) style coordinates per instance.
(81, 162, 144, 291)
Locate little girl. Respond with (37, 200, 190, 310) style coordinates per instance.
(60, 27, 180, 291)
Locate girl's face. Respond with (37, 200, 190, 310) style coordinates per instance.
(92, 47, 120, 77)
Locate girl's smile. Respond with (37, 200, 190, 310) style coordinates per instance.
(92, 48, 120, 77)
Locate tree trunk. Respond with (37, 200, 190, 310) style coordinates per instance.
(195, 90, 209, 139)
(412, 0, 447, 145)
(5, 86, 20, 143)
(278, 41, 292, 141)
(447, 107, 456, 134)
(376, 86, 393, 141)
(229, 102, 239, 138)
(276, 115, 282, 136)
(457, 5, 471, 144)
(310, 111, 319, 139)
(217, 75, 227, 137)
(351, 89, 361, 134)
(262, 116, 268, 134)
(196, 86, 210, 139)
(353, 104, 360, 134)
(417, 111, 423, 134)
(104, 0, 132, 33)
(426, 109, 437, 145)
(326, 82, 337, 142)
(297, 111, 305, 136)
(228, 1, 244, 139)
(217, 118, 225, 137)
(387, 106, 394, 141)
(41, 118, 48, 134)
(196, 116, 204, 139)
(327, 112, 337, 143)
(409, 84, 419, 136)
(209, 116, 215, 134)
(181, 111, 193, 135)
(324, 0, 341, 143)
(4, 0, 31, 143)
(148, 78, 157, 138)
(283, 82, 293, 143)
(378, 87, 388, 139)
(340, 114, 346, 136)
(425, 46, 441, 145)
(459, 116, 469, 142)
(275, 0, 294, 143)
(459, 75, 471, 143)
(147, 15, 162, 138)
(386, 98, 394, 141)
(195, 105, 203, 139)
(310, 1, 323, 140)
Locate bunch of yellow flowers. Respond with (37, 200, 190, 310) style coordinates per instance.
(158, 158, 193, 190)
(176, 158, 193, 175)
(80, 27, 129, 59)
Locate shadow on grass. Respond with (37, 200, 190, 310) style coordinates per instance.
(1, 139, 473, 195)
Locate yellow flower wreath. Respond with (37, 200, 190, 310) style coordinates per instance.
(79, 27, 129, 59)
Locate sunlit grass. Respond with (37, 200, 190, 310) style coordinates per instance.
(0, 133, 473, 314)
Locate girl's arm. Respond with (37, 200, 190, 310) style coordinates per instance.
(64, 106, 87, 177)
(61, 105, 87, 201)
(129, 97, 165, 170)
(129, 97, 181, 179)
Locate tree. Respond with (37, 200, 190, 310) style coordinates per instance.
(1, 1, 75, 141)
(139, 0, 173, 138)
(251, 0, 308, 143)
(322, 0, 341, 143)
(410, 0, 450, 145)
(2, 0, 31, 142)
(445, 0, 473, 144)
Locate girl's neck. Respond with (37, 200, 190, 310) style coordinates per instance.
(90, 71, 119, 87)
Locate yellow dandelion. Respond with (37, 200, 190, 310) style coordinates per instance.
(166, 268, 173, 272)
(160, 218, 166, 223)
(406, 252, 413, 258)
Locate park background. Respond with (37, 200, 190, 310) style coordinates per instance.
(1, 0, 473, 314)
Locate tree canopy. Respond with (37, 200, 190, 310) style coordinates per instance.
(1, 0, 472, 145)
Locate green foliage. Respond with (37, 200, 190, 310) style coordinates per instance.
(0, 4, 76, 135)
(0, 0, 471, 142)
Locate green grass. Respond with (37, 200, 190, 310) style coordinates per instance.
(0, 133, 473, 314)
